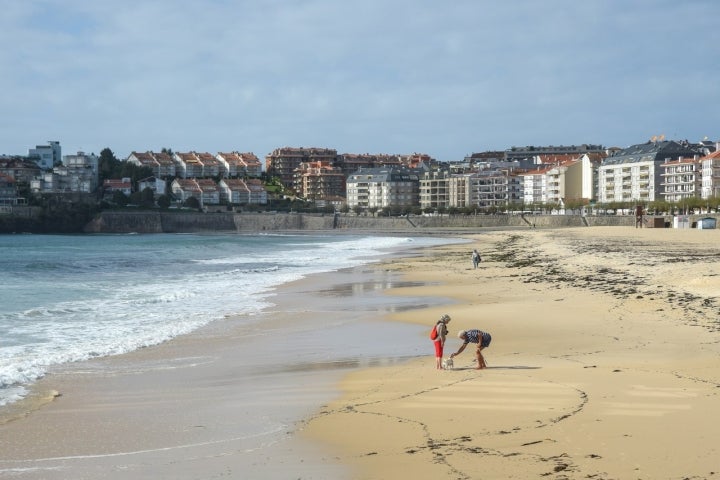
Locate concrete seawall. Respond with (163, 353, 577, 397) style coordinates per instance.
(80, 211, 702, 234)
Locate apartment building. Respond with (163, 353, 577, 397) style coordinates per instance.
(659, 157, 701, 202)
(346, 167, 420, 210)
(567, 153, 603, 203)
(475, 170, 523, 209)
(447, 174, 474, 208)
(419, 169, 451, 210)
(336, 153, 402, 178)
(519, 166, 553, 206)
(504, 144, 604, 162)
(700, 149, 720, 199)
(31, 151, 99, 193)
(265, 147, 337, 189)
(293, 161, 345, 200)
(28, 141, 61, 170)
(598, 141, 698, 203)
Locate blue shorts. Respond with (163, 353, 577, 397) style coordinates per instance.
(480, 333, 492, 348)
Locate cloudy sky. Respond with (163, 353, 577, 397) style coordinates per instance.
(1, 0, 718, 161)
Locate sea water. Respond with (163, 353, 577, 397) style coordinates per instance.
(0, 233, 454, 409)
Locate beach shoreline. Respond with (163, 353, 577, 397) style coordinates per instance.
(301, 227, 720, 479)
(0, 237, 456, 479)
(4, 226, 720, 479)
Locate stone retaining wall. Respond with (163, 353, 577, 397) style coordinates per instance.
(84, 211, 707, 234)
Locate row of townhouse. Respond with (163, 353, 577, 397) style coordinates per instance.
(170, 178, 267, 207)
(345, 141, 719, 212)
(126, 151, 262, 179)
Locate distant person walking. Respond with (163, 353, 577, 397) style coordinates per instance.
(451, 329, 491, 369)
(472, 249, 481, 269)
(431, 314, 451, 370)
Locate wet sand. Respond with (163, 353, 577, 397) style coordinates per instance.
(0, 261, 442, 479)
(301, 227, 720, 479)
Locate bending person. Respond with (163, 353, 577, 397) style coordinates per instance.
(451, 329, 491, 369)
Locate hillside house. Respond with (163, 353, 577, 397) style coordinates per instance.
(219, 178, 268, 205)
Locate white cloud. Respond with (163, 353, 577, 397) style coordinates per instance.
(1, 0, 718, 160)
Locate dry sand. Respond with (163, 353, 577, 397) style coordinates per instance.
(301, 227, 720, 479)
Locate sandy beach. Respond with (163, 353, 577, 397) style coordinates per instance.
(301, 227, 720, 479)
(2, 226, 720, 479)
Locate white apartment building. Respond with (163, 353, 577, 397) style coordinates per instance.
(598, 160, 656, 203)
(700, 149, 720, 199)
(598, 141, 697, 203)
(346, 167, 419, 210)
(519, 166, 552, 206)
(659, 157, 701, 202)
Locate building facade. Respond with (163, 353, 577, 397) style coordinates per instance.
(419, 170, 451, 210)
(265, 147, 337, 190)
(28, 141, 61, 170)
(659, 157, 701, 203)
(598, 141, 698, 203)
(293, 161, 346, 200)
(346, 167, 420, 211)
(700, 149, 720, 199)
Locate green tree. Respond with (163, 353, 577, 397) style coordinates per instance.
(184, 196, 200, 210)
(140, 187, 155, 208)
(99, 148, 120, 183)
(112, 190, 129, 206)
(157, 194, 171, 209)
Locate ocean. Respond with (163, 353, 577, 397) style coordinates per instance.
(0, 232, 455, 409)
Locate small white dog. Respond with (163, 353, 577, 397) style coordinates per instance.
(442, 357, 454, 370)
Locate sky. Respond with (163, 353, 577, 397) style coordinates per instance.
(1, 0, 718, 162)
